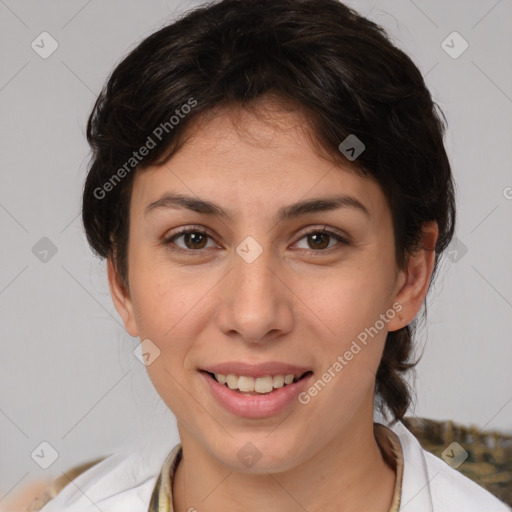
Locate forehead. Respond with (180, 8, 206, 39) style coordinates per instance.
(131, 104, 389, 225)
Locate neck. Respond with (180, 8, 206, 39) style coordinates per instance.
(172, 404, 396, 512)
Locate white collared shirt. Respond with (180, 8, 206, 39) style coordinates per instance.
(37, 419, 511, 512)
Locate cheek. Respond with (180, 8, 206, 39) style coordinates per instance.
(299, 273, 394, 424)
(310, 264, 396, 341)
(303, 263, 397, 407)
(127, 242, 192, 336)
(130, 275, 200, 348)
(127, 254, 217, 378)
(127, 264, 203, 411)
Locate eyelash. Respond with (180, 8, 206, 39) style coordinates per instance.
(162, 226, 351, 255)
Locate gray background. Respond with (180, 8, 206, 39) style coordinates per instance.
(1, 0, 511, 500)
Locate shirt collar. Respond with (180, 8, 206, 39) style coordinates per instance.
(148, 421, 411, 512)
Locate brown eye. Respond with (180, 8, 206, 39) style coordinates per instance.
(163, 226, 350, 255)
(295, 228, 350, 252)
(182, 232, 208, 249)
(307, 232, 330, 250)
(164, 229, 215, 251)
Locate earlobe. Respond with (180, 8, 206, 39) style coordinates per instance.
(387, 221, 439, 332)
(107, 258, 139, 337)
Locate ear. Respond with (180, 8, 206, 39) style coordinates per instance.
(107, 257, 139, 337)
(387, 221, 439, 332)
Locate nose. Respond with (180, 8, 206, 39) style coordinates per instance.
(215, 240, 294, 345)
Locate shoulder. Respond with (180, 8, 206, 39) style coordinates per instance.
(17, 443, 178, 512)
(422, 450, 511, 512)
(3, 457, 106, 512)
(386, 420, 511, 512)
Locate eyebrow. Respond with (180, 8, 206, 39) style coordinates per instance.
(145, 192, 371, 222)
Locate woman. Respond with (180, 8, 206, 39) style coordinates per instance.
(11, 0, 511, 510)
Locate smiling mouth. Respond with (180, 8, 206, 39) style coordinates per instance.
(203, 370, 313, 395)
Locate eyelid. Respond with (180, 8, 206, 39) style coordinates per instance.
(298, 226, 351, 244)
(161, 225, 220, 252)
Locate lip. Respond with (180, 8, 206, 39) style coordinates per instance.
(200, 369, 313, 419)
(202, 361, 311, 378)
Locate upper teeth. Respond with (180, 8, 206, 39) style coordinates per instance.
(214, 373, 299, 393)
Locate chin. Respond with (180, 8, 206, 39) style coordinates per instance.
(206, 431, 308, 474)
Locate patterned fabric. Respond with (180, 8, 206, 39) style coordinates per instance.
(375, 423, 404, 512)
(146, 423, 404, 512)
(147, 444, 182, 512)
(404, 416, 512, 507)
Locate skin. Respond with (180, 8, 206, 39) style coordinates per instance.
(108, 101, 438, 512)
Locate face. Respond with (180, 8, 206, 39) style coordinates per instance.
(109, 102, 434, 473)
